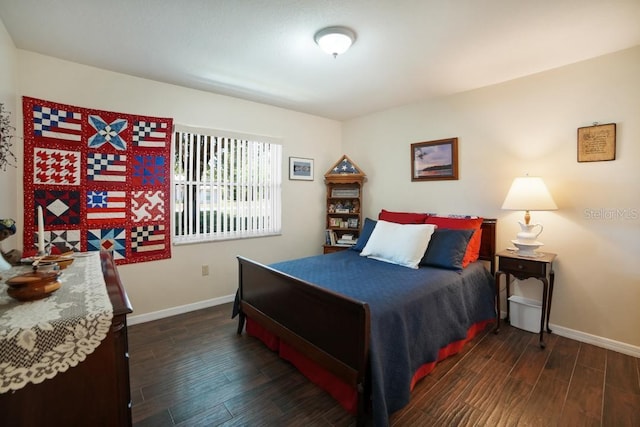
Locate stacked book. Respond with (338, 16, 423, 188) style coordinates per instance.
(326, 231, 358, 247)
(336, 234, 357, 246)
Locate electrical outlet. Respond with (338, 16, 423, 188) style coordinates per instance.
(201, 265, 209, 276)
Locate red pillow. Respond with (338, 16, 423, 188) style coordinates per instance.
(378, 209, 430, 224)
(424, 216, 483, 267)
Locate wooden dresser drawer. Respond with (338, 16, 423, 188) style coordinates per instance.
(499, 256, 546, 276)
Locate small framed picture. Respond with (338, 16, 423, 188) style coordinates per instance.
(289, 157, 314, 180)
(577, 123, 616, 162)
(411, 138, 459, 181)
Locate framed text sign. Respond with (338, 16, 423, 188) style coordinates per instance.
(577, 123, 616, 162)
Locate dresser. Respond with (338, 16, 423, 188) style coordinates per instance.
(0, 252, 133, 426)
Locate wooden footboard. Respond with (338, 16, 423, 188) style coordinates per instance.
(236, 256, 370, 423)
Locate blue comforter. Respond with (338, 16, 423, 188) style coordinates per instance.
(269, 249, 495, 426)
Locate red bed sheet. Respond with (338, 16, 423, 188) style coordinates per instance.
(246, 317, 492, 415)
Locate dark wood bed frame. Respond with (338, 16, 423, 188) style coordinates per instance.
(236, 218, 496, 425)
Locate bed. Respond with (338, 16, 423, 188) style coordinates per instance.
(234, 217, 497, 426)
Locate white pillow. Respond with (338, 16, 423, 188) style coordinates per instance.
(360, 220, 436, 269)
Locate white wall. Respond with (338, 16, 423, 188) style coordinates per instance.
(15, 51, 341, 318)
(343, 46, 640, 349)
(0, 19, 18, 245)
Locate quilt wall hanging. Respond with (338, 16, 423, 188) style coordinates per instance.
(22, 96, 173, 265)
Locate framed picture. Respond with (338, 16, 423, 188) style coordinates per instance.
(411, 137, 459, 181)
(289, 156, 314, 180)
(577, 123, 616, 162)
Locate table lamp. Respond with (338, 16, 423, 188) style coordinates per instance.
(501, 175, 557, 256)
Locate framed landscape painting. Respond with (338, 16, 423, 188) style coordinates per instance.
(289, 156, 314, 181)
(411, 138, 458, 181)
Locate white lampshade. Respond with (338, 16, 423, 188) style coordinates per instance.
(502, 176, 557, 256)
(314, 26, 356, 58)
(502, 176, 557, 213)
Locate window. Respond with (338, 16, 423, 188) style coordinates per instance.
(173, 125, 282, 244)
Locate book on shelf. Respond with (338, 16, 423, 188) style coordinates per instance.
(337, 234, 357, 245)
(325, 229, 337, 246)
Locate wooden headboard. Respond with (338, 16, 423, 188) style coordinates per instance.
(479, 218, 497, 274)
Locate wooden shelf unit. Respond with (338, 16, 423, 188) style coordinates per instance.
(323, 155, 366, 254)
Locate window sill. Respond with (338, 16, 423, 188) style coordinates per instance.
(172, 231, 282, 246)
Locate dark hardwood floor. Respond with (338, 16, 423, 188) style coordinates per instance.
(129, 303, 640, 426)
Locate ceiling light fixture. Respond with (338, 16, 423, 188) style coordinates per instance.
(314, 26, 356, 58)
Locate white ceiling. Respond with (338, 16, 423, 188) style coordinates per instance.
(1, 0, 639, 120)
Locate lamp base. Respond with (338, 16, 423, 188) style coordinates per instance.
(511, 239, 544, 257)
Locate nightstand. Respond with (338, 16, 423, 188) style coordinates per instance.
(495, 250, 556, 348)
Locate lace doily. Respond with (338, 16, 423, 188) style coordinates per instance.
(0, 252, 113, 393)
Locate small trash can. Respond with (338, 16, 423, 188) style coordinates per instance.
(508, 295, 542, 333)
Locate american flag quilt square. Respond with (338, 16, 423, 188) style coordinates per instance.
(23, 97, 173, 264)
(87, 153, 127, 182)
(131, 225, 167, 256)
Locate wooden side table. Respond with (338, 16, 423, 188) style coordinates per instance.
(495, 250, 556, 348)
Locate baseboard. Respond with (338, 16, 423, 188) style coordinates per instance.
(499, 309, 639, 357)
(549, 323, 640, 358)
(127, 294, 235, 326)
